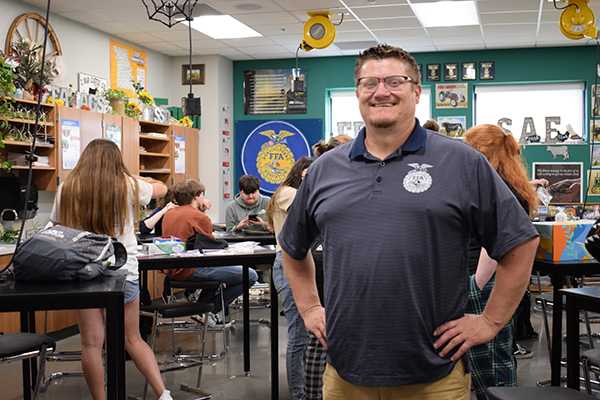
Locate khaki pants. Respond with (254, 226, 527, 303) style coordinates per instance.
(323, 359, 471, 400)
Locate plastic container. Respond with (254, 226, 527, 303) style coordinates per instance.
(555, 211, 567, 222)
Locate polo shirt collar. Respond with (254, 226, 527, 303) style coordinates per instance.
(349, 118, 427, 160)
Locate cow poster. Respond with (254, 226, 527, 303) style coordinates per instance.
(437, 116, 466, 138)
(435, 83, 468, 109)
(532, 162, 582, 204)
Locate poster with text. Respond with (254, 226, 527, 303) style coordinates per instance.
(61, 119, 81, 170)
(435, 83, 468, 109)
(174, 135, 185, 174)
(105, 124, 121, 150)
(110, 39, 147, 98)
(533, 162, 582, 204)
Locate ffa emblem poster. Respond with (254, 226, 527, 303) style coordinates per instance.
(236, 119, 322, 193)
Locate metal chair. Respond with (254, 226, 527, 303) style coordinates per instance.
(0, 332, 56, 400)
(487, 386, 593, 399)
(163, 275, 230, 357)
(140, 300, 214, 400)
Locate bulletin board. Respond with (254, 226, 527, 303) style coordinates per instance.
(110, 39, 147, 97)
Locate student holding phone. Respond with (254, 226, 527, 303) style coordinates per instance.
(225, 174, 270, 232)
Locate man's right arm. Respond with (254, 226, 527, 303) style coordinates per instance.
(282, 250, 327, 348)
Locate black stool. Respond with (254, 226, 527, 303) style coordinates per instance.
(0, 332, 56, 400)
(140, 301, 214, 400)
(487, 386, 593, 399)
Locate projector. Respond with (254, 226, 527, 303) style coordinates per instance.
(182, 94, 201, 117)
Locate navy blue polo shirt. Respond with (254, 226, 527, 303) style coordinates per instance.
(279, 121, 538, 387)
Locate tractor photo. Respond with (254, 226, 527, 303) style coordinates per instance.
(438, 90, 466, 107)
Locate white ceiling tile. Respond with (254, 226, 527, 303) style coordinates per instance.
(22, 0, 85, 13)
(482, 23, 538, 36)
(362, 17, 423, 30)
(57, 10, 113, 24)
(114, 32, 165, 44)
(376, 28, 429, 40)
(270, 0, 342, 12)
(480, 11, 539, 24)
(87, 21, 138, 34)
(93, 6, 148, 21)
(235, 12, 301, 25)
(352, 5, 414, 19)
(426, 25, 482, 36)
(478, 0, 539, 13)
(432, 35, 484, 46)
(206, 0, 285, 15)
(142, 41, 186, 52)
(253, 23, 304, 36)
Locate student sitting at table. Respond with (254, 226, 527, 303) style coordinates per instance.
(225, 174, 270, 233)
(162, 179, 258, 327)
(139, 185, 211, 236)
(139, 186, 177, 236)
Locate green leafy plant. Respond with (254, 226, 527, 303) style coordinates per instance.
(102, 88, 128, 100)
(0, 227, 19, 244)
(0, 55, 16, 98)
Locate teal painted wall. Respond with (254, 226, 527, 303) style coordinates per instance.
(233, 45, 599, 200)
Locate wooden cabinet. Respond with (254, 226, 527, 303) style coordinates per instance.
(172, 125, 199, 184)
(0, 98, 58, 190)
(139, 120, 172, 185)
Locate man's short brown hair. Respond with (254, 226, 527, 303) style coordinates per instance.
(238, 175, 260, 194)
(173, 179, 205, 206)
(355, 44, 421, 85)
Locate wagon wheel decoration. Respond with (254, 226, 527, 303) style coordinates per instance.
(5, 13, 62, 61)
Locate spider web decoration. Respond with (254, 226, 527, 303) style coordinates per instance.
(141, 0, 198, 28)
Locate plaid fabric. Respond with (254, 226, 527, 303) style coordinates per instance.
(304, 331, 327, 400)
(466, 274, 516, 400)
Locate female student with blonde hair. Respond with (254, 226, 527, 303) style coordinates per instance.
(266, 156, 314, 400)
(51, 139, 172, 400)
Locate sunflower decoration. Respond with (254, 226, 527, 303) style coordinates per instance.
(125, 101, 142, 119)
(179, 116, 192, 128)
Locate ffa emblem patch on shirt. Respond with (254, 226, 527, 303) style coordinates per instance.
(403, 163, 433, 193)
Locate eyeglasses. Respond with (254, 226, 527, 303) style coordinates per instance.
(357, 75, 417, 92)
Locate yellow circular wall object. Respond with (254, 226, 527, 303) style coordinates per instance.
(302, 14, 336, 49)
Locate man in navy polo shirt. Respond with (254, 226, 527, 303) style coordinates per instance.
(278, 44, 539, 399)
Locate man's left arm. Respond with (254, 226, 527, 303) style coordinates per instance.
(433, 236, 539, 361)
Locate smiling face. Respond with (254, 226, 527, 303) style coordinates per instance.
(356, 58, 421, 132)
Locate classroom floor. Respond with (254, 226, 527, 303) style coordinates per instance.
(0, 292, 591, 400)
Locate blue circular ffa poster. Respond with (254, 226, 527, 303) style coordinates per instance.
(241, 120, 311, 193)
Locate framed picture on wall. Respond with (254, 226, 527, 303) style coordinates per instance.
(479, 61, 494, 80)
(437, 116, 466, 138)
(444, 63, 459, 81)
(592, 85, 600, 117)
(182, 64, 205, 85)
(426, 63, 441, 81)
(461, 62, 476, 80)
(532, 162, 583, 204)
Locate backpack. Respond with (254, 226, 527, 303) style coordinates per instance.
(12, 225, 127, 282)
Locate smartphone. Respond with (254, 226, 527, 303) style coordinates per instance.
(249, 214, 258, 221)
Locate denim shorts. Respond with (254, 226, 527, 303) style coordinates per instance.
(124, 279, 140, 304)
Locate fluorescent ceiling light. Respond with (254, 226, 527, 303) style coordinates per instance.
(185, 15, 262, 39)
(412, 1, 479, 28)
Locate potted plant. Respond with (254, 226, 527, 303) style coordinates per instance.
(103, 88, 128, 116)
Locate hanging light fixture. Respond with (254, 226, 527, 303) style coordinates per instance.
(141, 0, 198, 28)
